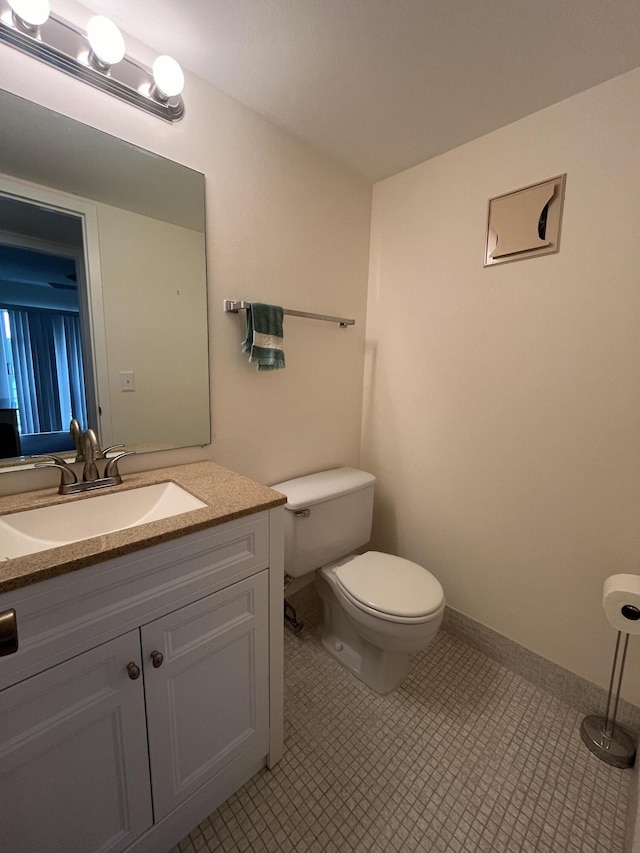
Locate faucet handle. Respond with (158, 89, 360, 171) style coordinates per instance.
(104, 451, 136, 480)
(100, 444, 125, 459)
(33, 456, 78, 487)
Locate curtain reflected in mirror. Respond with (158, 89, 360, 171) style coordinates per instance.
(0, 197, 94, 459)
(2, 307, 87, 456)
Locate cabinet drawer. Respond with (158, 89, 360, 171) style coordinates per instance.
(0, 512, 269, 691)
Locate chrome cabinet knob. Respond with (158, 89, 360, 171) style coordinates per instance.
(127, 661, 141, 680)
(150, 650, 164, 668)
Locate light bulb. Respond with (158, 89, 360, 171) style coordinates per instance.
(87, 16, 125, 67)
(152, 55, 184, 99)
(8, 0, 50, 27)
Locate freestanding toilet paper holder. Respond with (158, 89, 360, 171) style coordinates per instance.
(580, 599, 640, 768)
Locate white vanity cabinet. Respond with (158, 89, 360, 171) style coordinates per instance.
(0, 507, 284, 853)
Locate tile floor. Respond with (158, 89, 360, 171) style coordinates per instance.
(174, 602, 631, 853)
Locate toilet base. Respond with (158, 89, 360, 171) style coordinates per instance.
(316, 574, 410, 694)
(319, 625, 410, 695)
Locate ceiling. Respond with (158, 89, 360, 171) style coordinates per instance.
(77, 0, 640, 182)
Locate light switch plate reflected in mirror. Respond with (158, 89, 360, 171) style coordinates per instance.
(120, 371, 135, 392)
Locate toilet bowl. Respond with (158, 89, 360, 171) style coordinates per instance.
(316, 551, 444, 693)
(272, 467, 445, 694)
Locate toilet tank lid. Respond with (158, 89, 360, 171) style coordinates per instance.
(271, 468, 376, 510)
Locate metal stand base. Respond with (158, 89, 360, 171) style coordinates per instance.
(580, 715, 636, 769)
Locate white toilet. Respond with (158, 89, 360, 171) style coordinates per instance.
(272, 468, 445, 694)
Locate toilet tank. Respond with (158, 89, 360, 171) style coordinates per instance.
(271, 468, 376, 577)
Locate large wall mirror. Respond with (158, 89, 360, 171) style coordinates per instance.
(0, 89, 210, 470)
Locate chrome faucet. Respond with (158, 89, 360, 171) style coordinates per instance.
(34, 423, 134, 495)
(82, 430, 100, 482)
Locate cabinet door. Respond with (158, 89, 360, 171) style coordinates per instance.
(0, 631, 152, 853)
(142, 571, 269, 821)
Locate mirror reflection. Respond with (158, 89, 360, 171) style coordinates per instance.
(0, 89, 210, 469)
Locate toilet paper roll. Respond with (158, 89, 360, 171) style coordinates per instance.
(603, 574, 640, 634)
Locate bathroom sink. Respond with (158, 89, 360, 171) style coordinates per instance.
(0, 482, 207, 560)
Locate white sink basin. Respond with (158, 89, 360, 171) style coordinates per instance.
(0, 482, 207, 560)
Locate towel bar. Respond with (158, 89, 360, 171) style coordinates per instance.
(224, 300, 355, 327)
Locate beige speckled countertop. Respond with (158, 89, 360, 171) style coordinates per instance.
(0, 461, 286, 594)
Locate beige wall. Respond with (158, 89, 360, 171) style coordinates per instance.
(0, 0, 371, 495)
(362, 69, 640, 705)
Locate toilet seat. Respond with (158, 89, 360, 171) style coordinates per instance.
(333, 551, 444, 625)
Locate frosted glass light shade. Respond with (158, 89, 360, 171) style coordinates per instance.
(152, 55, 184, 98)
(87, 16, 125, 66)
(8, 0, 50, 26)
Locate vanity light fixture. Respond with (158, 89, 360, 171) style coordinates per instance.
(0, 0, 185, 121)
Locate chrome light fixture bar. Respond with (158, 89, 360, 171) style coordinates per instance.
(0, 0, 185, 121)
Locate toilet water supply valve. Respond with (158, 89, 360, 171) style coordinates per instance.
(282, 508, 310, 632)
